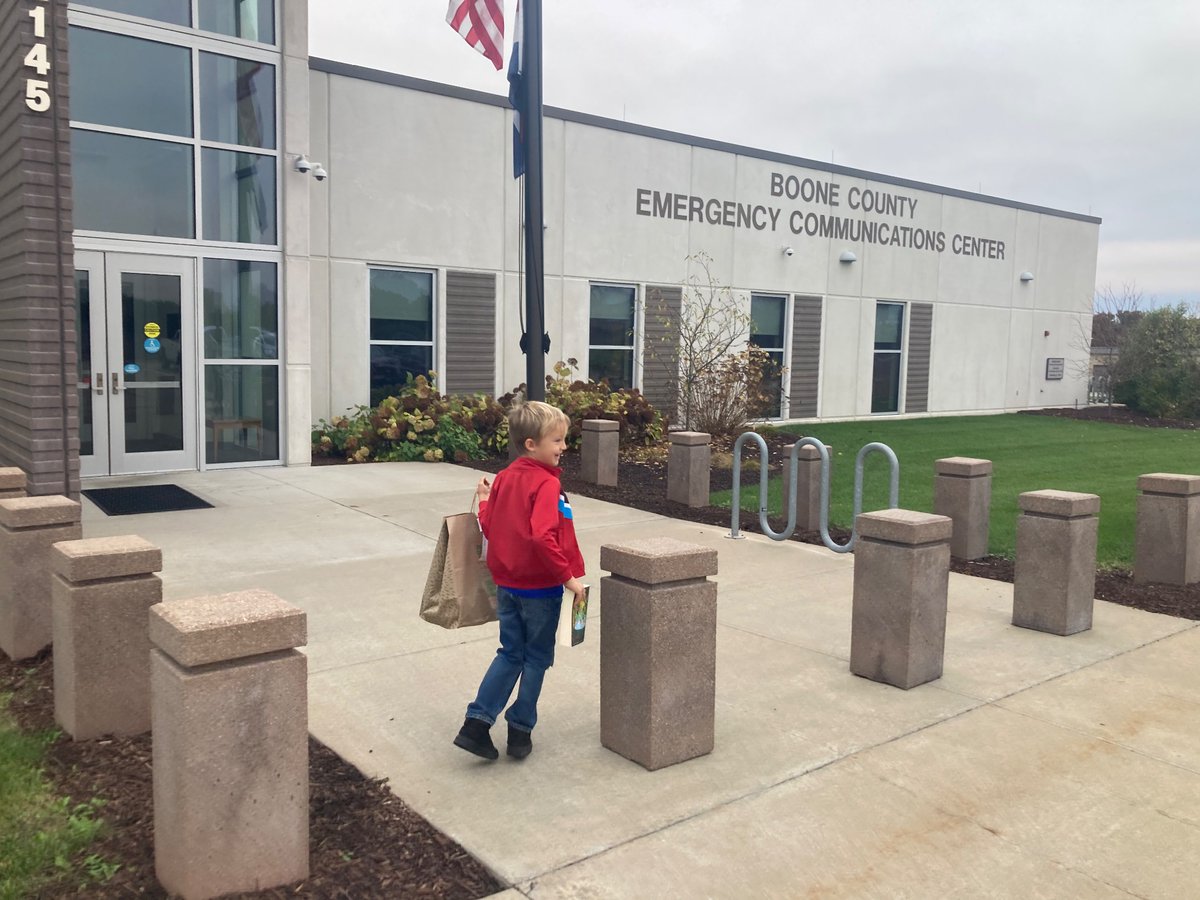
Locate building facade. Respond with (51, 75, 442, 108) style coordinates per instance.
(1, 1, 1101, 492)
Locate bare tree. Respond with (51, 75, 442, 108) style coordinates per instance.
(1070, 282, 1145, 404)
(645, 253, 752, 429)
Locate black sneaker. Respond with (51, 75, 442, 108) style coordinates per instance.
(507, 724, 533, 759)
(453, 717, 499, 760)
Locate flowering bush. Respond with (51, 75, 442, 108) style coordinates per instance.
(312, 374, 507, 463)
(312, 364, 665, 463)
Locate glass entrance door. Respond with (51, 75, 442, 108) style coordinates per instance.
(76, 252, 197, 476)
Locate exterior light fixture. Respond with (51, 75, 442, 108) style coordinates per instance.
(839, 250, 857, 263)
(782, 246, 794, 257)
(1020, 271, 1034, 282)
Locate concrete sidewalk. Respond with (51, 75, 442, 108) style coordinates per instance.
(81, 463, 1200, 899)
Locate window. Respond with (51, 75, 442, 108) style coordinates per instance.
(750, 294, 788, 418)
(72, 131, 195, 238)
(78, 0, 191, 27)
(68, 21, 278, 245)
(200, 53, 276, 148)
(202, 260, 280, 463)
(370, 269, 435, 405)
(871, 302, 905, 413)
(589, 284, 637, 390)
(70, 28, 192, 136)
(199, 1, 276, 44)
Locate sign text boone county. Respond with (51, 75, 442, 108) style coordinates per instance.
(635, 172, 1007, 260)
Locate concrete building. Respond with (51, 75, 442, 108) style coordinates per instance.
(1, 1, 1100, 491)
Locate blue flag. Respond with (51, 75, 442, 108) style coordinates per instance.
(507, 0, 524, 178)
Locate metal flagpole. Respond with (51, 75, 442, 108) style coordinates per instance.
(521, 0, 547, 401)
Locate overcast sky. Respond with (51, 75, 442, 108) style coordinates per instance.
(309, 0, 1200, 309)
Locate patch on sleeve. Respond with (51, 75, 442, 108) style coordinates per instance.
(558, 493, 573, 520)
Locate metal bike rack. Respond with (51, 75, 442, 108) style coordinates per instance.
(726, 432, 900, 553)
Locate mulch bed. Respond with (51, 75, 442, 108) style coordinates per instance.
(0, 650, 502, 899)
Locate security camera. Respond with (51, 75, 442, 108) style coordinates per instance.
(294, 154, 313, 174)
(783, 246, 794, 257)
(312, 164, 328, 182)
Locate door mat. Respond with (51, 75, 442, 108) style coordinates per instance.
(82, 484, 214, 516)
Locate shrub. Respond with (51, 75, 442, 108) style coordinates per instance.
(505, 360, 665, 449)
(688, 345, 780, 437)
(312, 374, 508, 463)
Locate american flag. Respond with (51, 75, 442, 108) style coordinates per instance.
(508, 0, 524, 178)
(446, 0, 505, 71)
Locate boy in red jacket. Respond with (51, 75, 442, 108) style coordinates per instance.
(454, 401, 587, 761)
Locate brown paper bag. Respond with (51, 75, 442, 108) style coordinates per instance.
(420, 512, 498, 628)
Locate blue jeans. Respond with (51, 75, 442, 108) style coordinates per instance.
(466, 587, 562, 732)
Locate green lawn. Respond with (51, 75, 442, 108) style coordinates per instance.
(710, 414, 1200, 567)
(0, 693, 110, 898)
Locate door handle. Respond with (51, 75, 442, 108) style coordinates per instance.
(95, 373, 104, 396)
(111, 372, 120, 395)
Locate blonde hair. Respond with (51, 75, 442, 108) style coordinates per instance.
(508, 400, 569, 452)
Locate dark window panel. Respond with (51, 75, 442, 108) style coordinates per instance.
(370, 270, 434, 342)
(200, 52, 276, 149)
(203, 259, 278, 359)
(201, 149, 277, 244)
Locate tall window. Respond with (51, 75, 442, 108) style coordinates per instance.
(872, 302, 905, 413)
(750, 294, 788, 418)
(202, 259, 280, 463)
(77, 1, 276, 44)
(370, 269, 435, 405)
(68, 18, 278, 245)
(589, 284, 636, 390)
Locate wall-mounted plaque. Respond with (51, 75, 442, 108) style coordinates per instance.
(1045, 358, 1065, 380)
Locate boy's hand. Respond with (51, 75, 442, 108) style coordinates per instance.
(564, 576, 586, 602)
(475, 476, 491, 500)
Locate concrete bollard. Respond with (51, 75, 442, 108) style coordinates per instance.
(581, 419, 619, 486)
(150, 590, 309, 899)
(0, 496, 82, 661)
(0, 467, 27, 499)
(1134, 473, 1200, 585)
(1013, 490, 1099, 636)
(667, 431, 711, 507)
(780, 442, 830, 529)
(600, 537, 717, 770)
(50, 536, 163, 740)
(851, 509, 952, 689)
(933, 457, 993, 560)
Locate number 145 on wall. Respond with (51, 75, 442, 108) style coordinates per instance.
(25, 0, 52, 113)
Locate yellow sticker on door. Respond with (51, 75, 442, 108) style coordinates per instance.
(144, 322, 161, 338)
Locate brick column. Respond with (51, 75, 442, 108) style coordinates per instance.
(581, 419, 619, 486)
(50, 536, 162, 740)
(851, 509, 952, 689)
(0, 496, 81, 660)
(150, 590, 309, 898)
(0, 467, 26, 499)
(933, 457, 992, 560)
(1013, 490, 1099, 636)
(780, 442, 830, 530)
(667, 431, 710, 507)
(600, 537, 717, 770)
(1134, 473, 1200, 585)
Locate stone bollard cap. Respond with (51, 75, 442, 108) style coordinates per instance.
(51, 536, 162, 582)
(0, 496, 82, 529)
(789, 442, 831, 460)
(150, 589, 307, 668)
(0, 468, 26, 490)
(601, 537, 717, 584)
(935, 457, 993, 477)
(1137, 473, 1200, 496)
(1018, 490, 1100, 518)
(668, 431, 711, 446)
(582, 419, 620, 432)
(857, 509, 952, 545)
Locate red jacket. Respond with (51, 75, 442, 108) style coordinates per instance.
(477, 457, 585, 589)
